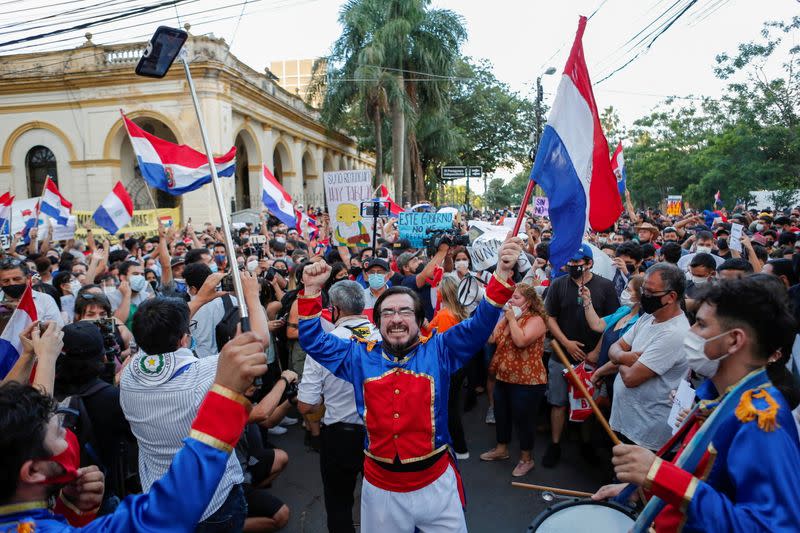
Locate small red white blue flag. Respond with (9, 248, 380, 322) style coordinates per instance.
(93, 181, 134, 235)
(0, 283, 37, 378)
(0, 192, 13, 234)
(121, 111, 236, 195)
(40, 177, 72, 225)
(530, 16, 622, 270)
(261, 165, 296, 228)
(296, 210, 319, 240)
(610, 142, 627, 195)
(714, 190, 722, 205)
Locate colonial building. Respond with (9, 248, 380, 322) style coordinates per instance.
(0, 33, 374, 224)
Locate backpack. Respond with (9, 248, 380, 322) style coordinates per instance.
(215, 294, 240, 351)
(59, 382, 141, 499)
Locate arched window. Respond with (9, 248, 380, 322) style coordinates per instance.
(25, 145, 57, 197)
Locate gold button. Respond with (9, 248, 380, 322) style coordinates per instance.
(393, 413, 399, 419)
(393, 434, 399, 439)
(394, 389, 400, 395)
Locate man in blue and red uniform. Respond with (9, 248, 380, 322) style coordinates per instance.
(298, 236, 523, 532)
(594, 276, 800, 532)
(0, 330, 268, 532)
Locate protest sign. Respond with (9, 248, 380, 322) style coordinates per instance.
(324, 170, 373, 247)
(398, 212, 454, 248)
(667, 195, 682, 216)
(51, 216, 76, 241)
(729, 222, 743, 253)
(533, 196, 549, 216)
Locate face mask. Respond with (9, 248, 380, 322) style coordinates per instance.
(415, 262, 426, 275)
(149, 280, 160, 291)
(684, 330, 731, 377)
(568, 264, 584, 280)
(69, 280, 81, 294)
(209, 263, 219, 273)
(766, 240, 775, 247)
(103, 286, 118, 297)
(756, 223, 765, 232)
(38, 428, 80, 486)
(626, 263, 636, 274)
(3, 283, 26, 299)
(247, 260, 259, 272)
(368, 273, 386, 290)
(276, 237, 286, 244)
(129, 274, 147, 293)
(717, 238, 728, 250)
(620, 289, 634, 307)
(695, 245, 712, 254)
(512, 305, 523, 318)
(640, 292, 667, 314)
(189, 334, 197, 352)
(455, 259, 469, 273)
(598, 237, 608, 244)
(214, 254, 227, 264)
(349, 266, 361, 277)
(690, 275, 708, 285)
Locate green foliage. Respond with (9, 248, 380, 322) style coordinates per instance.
(626, 17, 800, 210)
(483, 168, 531, 210)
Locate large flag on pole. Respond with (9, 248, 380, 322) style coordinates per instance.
(261, 165, 296, 228)
(93, 181, 134, 235)
(121, 111, 236, 195)
(0, 283, 37, 378)
(377, 184, 404, 216)
(0, 192, 13, 234)
(530, 16, 622, 270)
(610, 141, 627, 195)
(40, 177, 72, 225)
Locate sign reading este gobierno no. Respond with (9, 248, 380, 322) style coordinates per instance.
(398, 212, 454, 248)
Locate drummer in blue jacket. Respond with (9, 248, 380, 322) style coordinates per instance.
(595, 275, 800, 532)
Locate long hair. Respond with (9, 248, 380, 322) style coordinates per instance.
(438, 276, 468, 321)
(515, 282, 548, 321)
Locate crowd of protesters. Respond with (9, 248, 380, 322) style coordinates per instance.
(1, 196, 800, 532)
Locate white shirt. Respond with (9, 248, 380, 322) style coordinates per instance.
(298, 315, 380, 426)
(610, 312, 690, 450)
(362, 287, 384, 312)
(192, 295, 238, 358)
(33, 290, 64, 327)
(120, 353, 243, 520)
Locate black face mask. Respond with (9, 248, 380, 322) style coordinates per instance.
(766, 240, 775, 247)
(626, 263, 637, 274)
(568, 264, 584, 280)
(2, 283, 26, 299)
(640, 293, 667, 314)
(349, 266, 362, 278)
(149, 280, 160, 291)
(717, 238, 729, 250)
(415, 262, 426, 275)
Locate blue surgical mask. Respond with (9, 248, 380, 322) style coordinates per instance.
(209, 263, 219, 273)
(368, 273, 386, 290)
(129, 274, 147, 293)
(189, 335, 197, 352)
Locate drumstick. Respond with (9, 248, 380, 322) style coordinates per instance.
(512, 482, 593, 498)
(551, 340, 621, 446)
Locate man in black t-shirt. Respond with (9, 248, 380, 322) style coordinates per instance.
(542, 244, 619, 467)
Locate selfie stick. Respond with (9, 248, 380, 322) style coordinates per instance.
(180, 48, 250, 331)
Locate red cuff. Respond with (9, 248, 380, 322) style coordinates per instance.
(485, 273, 515, 307)
(297, 289, 323, 319)
(190, 385, 251, 453)
(645, 457, 699, 512)
(55, 493, 97, 527)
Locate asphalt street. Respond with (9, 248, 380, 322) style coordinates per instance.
(267, 392, 614, 532)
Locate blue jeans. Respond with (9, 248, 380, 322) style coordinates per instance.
(195, 484, 247, 533)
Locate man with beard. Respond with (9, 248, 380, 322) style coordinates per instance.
(297, 236, 523, 532)
(542, 245, 619, 467)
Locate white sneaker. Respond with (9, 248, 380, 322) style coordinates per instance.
(268, 425, 288, 435)
(455, 452, 470, 460)
(279, 416, 299, 427)
(485, 407, 496, 425)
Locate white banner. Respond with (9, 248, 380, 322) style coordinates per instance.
(324, 170, 374, 247)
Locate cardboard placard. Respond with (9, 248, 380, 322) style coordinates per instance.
(533, 196, 549, 217)
(324, 170, 374, 247)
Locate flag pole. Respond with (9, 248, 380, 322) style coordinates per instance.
(511, 180, 536, 237)
(180, 48, 250, 330)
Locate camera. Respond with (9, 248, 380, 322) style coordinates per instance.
(220, 273, 235, 293)
(94, 317, 121, 383)
(423, 228, 470, 256)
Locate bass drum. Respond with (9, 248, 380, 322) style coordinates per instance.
(528, 499, 636, 532)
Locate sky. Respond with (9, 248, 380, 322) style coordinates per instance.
(5, 0, 799, 189)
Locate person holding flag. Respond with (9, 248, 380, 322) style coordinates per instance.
(261, 164, 297, 228)
(0, 192, 14, 235)
(92, 181, 134, 235)
(39, 177, 72, 226)
(611, 141, 627, 196)
(0, 261, 62, 334)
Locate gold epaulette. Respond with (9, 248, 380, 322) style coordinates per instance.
(735, 388, 780, 432)
(353, 336, 377, 352)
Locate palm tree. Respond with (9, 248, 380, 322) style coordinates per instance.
(310, 0, 466, 202)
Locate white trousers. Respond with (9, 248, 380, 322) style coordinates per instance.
(360, 465, 467, 533)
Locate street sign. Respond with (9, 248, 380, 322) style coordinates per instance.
(441, 166, 482, 180)
(441, 166, 467, 179)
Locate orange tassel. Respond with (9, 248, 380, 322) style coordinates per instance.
(17, 522, 35, 533)
(735, 389, 779, 432)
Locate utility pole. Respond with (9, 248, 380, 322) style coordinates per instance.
(529, 67, 556, 162)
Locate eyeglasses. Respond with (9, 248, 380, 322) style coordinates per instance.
(379, 307, 416, 318)
(188, 320, 198, 333)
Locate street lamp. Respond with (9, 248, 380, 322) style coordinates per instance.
(529, 67, 557, 162)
